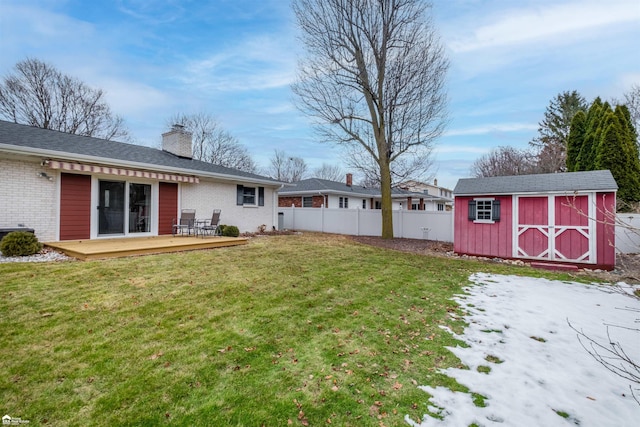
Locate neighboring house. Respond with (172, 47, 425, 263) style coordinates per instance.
(453, 170, 618, 270)
(0, 120, 284, 242)
(396, 179, 453, 211)
(278, 174, 443, 211)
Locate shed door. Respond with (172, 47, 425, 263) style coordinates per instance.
(515, 195, 594, 264)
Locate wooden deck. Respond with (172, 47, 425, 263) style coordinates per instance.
(45, 235, 248, 260)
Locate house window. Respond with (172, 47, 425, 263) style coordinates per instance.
(362, 200, 366, 209)
(468, 199, 501, 222)
(374, 201, 382, 209)
(303, 196, 313, 208)
(412, 203, 419, 210)
(339, 197, 349, 208)
(236, 185, 265, 206)
(243, 187, 256, 205)
(437, 203, 444, 212)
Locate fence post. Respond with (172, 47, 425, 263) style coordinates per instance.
(291, 204, 295, 231)
(321, 204, 325, 233)
(356, 207, 360, 236)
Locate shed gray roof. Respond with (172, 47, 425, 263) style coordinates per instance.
(279, 177, 444, 200)
(0, 120, 282, 186)
(453, 170, 618, 196)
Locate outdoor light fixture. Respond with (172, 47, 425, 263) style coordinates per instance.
(37, 172, 53, 181)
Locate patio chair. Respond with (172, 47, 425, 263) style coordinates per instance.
(172, 209, 196, 236)
(197, 209, 221, 238)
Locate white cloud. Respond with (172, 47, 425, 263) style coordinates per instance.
(181, 34, 297, 92)
(449, 0, 640, 53)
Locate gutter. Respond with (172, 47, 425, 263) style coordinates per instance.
(0, 143, 286, 187)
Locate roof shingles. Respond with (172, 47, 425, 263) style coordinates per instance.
(0, 120, 281, 185)
(453, 171, 618, 195)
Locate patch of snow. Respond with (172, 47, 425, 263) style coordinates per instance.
(408, 273, 640, 427)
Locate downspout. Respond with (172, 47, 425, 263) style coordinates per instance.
(274, 184, 285, 230)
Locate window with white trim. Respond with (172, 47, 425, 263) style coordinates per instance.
(468, 198, 500, 222)
(437, 203, 444, 211)
(362, 200, 367, 209)
(339, 197, 349, 208)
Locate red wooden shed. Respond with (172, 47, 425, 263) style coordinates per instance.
(453, 170, 618, 270)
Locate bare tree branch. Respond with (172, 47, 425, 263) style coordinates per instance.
(167, 112, 257, 173)
(0, 58, 130, 141)
(292, 0, 448, 238)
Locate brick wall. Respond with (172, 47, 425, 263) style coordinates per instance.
(0, 158, 59, 242)
(278, 195, 325, 208)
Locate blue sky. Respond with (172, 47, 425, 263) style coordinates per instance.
(1, 0, 638, 189)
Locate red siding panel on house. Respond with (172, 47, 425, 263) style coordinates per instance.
(60, 173, 91, 240)
(158, 182, 178, 235)
(454, 195, 512, 258)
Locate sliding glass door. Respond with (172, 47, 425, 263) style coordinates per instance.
(129, 183, 151, 233)
(98, 181, 125, 235)
(98, 180, 152, 236)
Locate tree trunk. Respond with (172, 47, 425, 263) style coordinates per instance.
(379, 158, 394, 239)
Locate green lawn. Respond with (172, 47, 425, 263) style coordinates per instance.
(0, 234, 575, 426)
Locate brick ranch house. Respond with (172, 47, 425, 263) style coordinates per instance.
(279, 174, 451, 211)
(0, 120, 284, 242)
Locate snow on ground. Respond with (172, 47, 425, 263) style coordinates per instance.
(408, 273, 640, 427)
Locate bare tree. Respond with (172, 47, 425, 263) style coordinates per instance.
(471, 146, 536, 178)
(265, 149, 308, 182)
(313, 162, 344, 181)
(623, 84, 640, 146)
(291, 0, 448, 238)
(0, 58, 130, 141)
(167, 112, 257, 173)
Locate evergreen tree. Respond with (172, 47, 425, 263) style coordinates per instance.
(529, 90, 587, 172)
(576, 98, 605, 171)
(566, 110, 586, 171)
(595, 116, 640, 206)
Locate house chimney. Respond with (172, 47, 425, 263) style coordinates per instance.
(162, 124, 193, 159)
(434, 178, 438, 187)
(346, 173, 353, 187)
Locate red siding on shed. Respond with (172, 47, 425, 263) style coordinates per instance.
(454, 195, 512, 258)
(595, 192, 617, 269)
(60, 173, 91, 240)
(554, 195, 590, 262)
(158, 182, 178, 235)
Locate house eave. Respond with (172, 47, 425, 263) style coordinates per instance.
(0, 143, 284, 187)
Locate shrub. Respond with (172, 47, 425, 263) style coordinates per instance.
(221, 225, 240, 237)
(0, 231, 43, 257)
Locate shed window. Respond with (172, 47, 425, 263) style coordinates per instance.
(468, 199, 500, 222)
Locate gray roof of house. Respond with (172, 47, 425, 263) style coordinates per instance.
(279, 177, 444, 200)
(0, 120, 283, 186)
(453, 170, 618, 196)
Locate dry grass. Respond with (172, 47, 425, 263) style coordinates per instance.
(0, 233, 575, 426)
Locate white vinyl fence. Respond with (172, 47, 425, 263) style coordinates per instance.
(279, 207, 454, 242)
(279, 208, 640, 254)
(616, 213, 640, 254)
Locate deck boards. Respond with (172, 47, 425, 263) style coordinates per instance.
(45, 235, 248, 260)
